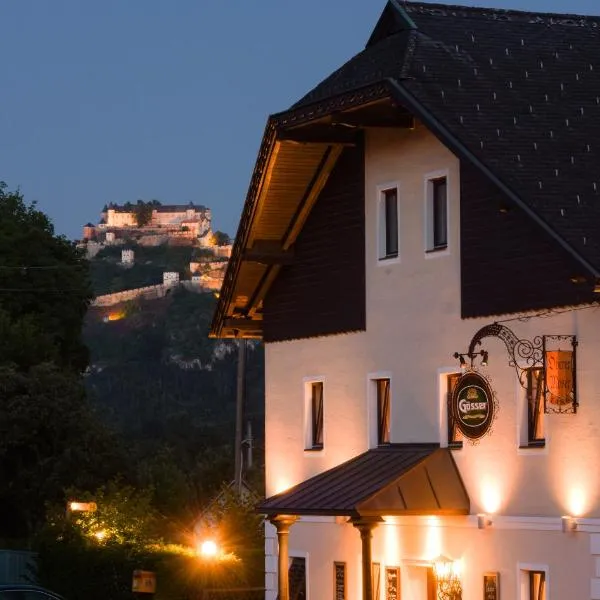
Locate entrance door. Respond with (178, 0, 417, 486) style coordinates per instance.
(404, 566, 436, 600)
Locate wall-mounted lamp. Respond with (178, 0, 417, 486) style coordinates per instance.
(432, 555, 462, 600)
(453, 350, 489, 369)
(561, 515, 578, 533)
(477, 513, 493, 529)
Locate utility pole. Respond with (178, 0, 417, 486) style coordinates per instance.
(246, 420, 253, 470)
(234, 338, 246, 495)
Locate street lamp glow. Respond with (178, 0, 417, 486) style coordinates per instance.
(94, 529, 107, 541)
(199, 540, 218, 557)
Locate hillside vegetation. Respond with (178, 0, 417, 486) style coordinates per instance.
(84, 242, 265, 521)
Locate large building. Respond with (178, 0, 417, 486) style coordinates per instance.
(102, 202, 211, 236)
(212, 3, 600, 600)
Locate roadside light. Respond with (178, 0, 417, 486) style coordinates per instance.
(68, 501, 97, 513)
(94, 529, 107, 541)
(198, 540, 218, 557)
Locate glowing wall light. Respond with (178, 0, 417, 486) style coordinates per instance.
(480, 477, 502, 514)
(424, 517, 442, 561)
(567, 487, 587, 518)
(382, 519, 401, 565)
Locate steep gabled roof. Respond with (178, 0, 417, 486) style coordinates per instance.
(298, 1, 600, 272)
(211, 1, 600, 338)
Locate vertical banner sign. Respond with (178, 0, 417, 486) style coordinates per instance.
(385, 567, 401, 600)
(483, 572, 499, 600)
(545, 350, 573, 406)
(334, 562, 346, 600)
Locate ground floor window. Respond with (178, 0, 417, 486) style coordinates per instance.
(529, 571, 546, 600)
(520, 565, 548, 600)
(289, 556, 306, 600)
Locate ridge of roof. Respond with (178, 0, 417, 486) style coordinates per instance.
(403, 1, 600, 25)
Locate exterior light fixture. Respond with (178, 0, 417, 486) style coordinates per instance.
(561, 515, 578, 533)
(453, 352, 467, 367)
(68, 501, 97, 513)
(453, 350, 488, 368)
(477, 513, 492, 529)
(432, 555, 462, 600)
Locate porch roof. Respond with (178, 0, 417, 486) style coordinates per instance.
(258, 444, 470, 518)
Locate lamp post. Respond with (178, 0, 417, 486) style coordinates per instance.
(432, 555, 462, 600)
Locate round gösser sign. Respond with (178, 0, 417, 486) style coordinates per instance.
(452, 372, 495, 440)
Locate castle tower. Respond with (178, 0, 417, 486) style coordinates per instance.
(121, 249, 134, 264)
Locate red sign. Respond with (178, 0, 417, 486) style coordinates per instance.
(545, 350, 573, 406)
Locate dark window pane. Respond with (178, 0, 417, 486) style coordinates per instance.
(376, 379, 391, 445)
(447, 373, 463, 447)
(384, 189, 398, 257)
(311, 382, 323, 448)
(529, 571, 546, 600)
(433, 178, 447, 248)
(527, 368, 545, 444)
(289, 557, 306, 600)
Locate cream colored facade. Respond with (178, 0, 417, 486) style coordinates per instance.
(264, 125, 600, 599)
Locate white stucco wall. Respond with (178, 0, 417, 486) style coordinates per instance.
(264, 123, 600, 598)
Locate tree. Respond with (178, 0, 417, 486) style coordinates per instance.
(0, 183, 120, 541)
(134, 200, 154, 228)
(0, 182, 92, 372)
(0, 363, 125, 539)
(212, 230, 230, 246)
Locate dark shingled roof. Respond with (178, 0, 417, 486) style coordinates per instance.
(294, 1, 600, 274)
(258, 445, 469, 517)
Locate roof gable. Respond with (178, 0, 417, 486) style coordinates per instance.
(211, 1, 600, 338)
(400, 2, 600, 270)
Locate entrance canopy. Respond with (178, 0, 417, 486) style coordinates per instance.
(259, 444, 470, 518)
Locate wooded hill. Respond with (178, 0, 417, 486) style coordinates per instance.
(85, 242, 265, 522)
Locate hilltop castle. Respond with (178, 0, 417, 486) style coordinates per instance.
(82, 201, 213, 243)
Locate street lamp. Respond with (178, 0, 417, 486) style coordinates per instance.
(198, 539, 219, 558)
(432, 555, 462, 600)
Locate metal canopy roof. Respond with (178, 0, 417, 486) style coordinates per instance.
(258, 445, 470, 517)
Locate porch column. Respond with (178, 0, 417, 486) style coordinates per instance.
(269, 515, 298, 600)
(351, 516, 383, 600)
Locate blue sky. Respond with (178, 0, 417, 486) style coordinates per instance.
(1, 0, 598, 240)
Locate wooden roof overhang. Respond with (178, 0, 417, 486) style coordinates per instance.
(211, 83, 414, 338)
(257, 445, 470, 518)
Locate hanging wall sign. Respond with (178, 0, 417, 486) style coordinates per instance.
(545, 350, 573, 407)
(451, 372, 495, 440)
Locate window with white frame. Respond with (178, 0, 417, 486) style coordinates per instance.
(425, 176, 448, 252)
(519, 566, 548, 600)
(369, 374, 391, 447)
(446, 373, 463, 448)
(526, 367, 545, 446)
(378, 186, 399, 260)
(376, 378, 391, 445)
(305, 381, 324, 450)
(529, 571, 546, 600)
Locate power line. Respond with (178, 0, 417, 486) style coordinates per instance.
(0, 264, 85, 270)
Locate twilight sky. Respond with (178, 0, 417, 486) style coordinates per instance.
(1, 0, 598, 240)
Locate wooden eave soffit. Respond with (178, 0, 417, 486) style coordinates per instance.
(243, 240, 295, 265)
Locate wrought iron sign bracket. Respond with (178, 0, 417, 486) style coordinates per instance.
(454, 322, 578, 414)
